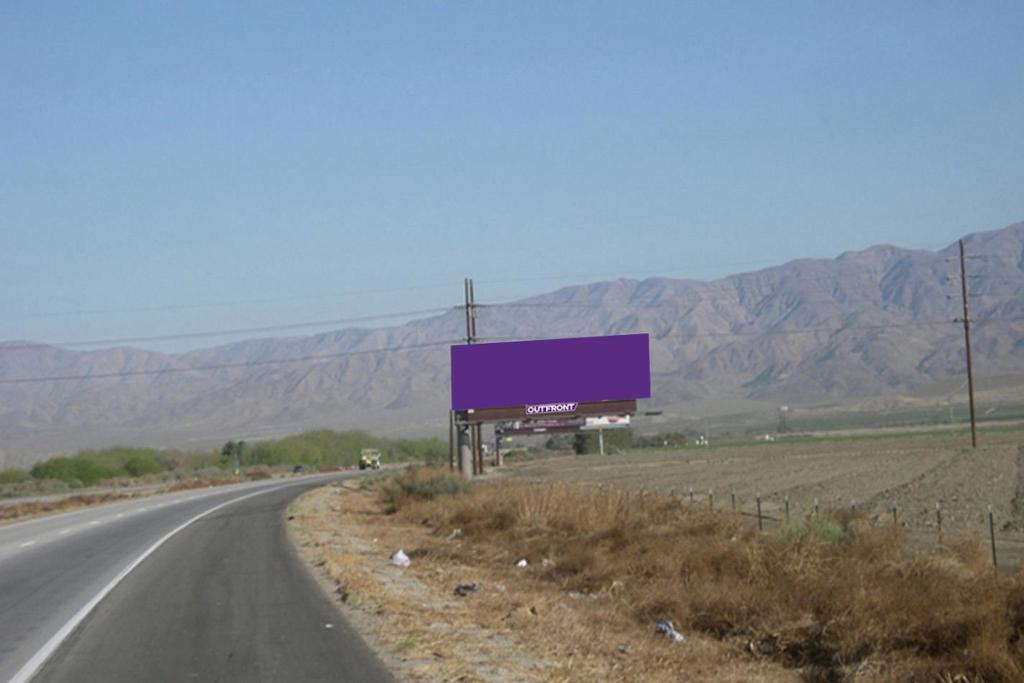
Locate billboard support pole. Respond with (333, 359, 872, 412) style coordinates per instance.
(598, 428, 605, 456)
(457, 418, 473, 478)
(448, 410, 455, 472)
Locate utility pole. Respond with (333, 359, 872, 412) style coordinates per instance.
(469, 279, 484, 475)
(958, 239, 978, 449)
(460, 278, 484, 476)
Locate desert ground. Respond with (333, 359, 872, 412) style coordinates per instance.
(288, 428, 1024, 682)
(501, 430, 1015, 532)
(499, 429, 1024, 560)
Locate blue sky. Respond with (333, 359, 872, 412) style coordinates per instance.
(2, 1, 1022, 351)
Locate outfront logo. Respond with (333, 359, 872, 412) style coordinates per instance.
(524, 402, 579, 415)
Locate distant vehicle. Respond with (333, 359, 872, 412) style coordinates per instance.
(358, 448, 382, 470)
(292, 465, 305, 474)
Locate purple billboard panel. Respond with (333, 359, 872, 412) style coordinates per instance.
(450, 333, 650, 410)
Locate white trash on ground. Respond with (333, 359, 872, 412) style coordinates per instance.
(391, 549, 411, 567)
(515, 558, 528, 568)
(655, 618, 685, 643)
(447, 528, 462, 540)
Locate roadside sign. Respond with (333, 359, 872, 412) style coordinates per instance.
(450, 333, 650, 411)
(581, 415, 631, 430)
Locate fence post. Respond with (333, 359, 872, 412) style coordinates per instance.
(756, 493, 763, 531)
(989, 505, 998, 569)
(891, 505, 898, 526)
(689, 487, 694, 505)
(731, 488, 736, 513)
(936, 503, 943, 547)
(814, 497, 819, 518)
(708, 489, 714, 511)
(784, 495, 790, 524)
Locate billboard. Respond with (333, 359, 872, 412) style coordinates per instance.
(582, 415, 631, 430)
(450, 333, 650, 411)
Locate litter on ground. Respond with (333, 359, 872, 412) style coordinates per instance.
(391, 549, 411, 567)
(655, 618, 685, 644)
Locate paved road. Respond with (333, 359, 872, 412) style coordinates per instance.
(0, 475, 394, 683)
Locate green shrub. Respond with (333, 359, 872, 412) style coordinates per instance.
(242, 430, 448, 469)
(19, 431, 445, 490)
(30, 457, 119, 487)
(122, 454, 164, 477)
(783, 517, 847, 544)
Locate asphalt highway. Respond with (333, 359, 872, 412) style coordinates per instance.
(0, 474, 394, 683)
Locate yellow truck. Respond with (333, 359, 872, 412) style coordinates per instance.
(358, 448, 381, 470)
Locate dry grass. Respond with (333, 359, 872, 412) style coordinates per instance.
(1, 470, 276, 524)
(377, 466, 469, 513)
(0, 492, 136, 522)
(167, 476, 240, 492)
(244, 466, 273, 481)
(395, 474, 1024, 682)
(291, 477, 787, 682)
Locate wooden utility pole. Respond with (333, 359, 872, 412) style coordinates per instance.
(470, 280, 484, 474)
(453, 279, 476, 477)
(958, 239, 978, 449)
(462, 278, 484, 475)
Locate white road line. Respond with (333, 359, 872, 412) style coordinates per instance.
(9, 482, 300, 683)
(87, 521, 100, 526)
(115, 513, 125, 519)
(18, 541, 36, 548)
(58, 529, 71, 535)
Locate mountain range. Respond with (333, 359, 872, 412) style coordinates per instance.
(2, 222, 1022, 466)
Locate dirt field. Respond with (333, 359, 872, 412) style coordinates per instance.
(497, 430, 1024, 566)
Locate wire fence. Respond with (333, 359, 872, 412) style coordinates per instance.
(659, 487, 1021, 572)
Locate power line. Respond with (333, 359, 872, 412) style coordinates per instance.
(15, 274, 991, 352)
(475, 314, 1024, 344)
(668, 315, 1024, 338)
(6, 283, 463, 320)
(0, 307, 456, 351)
(2, 313, 1020, 387)
(477, 290, 1024, 311)
(18, 255, 990, 321)
(6, 287, 1019, 354)
(0, 339, 459, 386)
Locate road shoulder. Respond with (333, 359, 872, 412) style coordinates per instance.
(285, 480, 792, 682)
